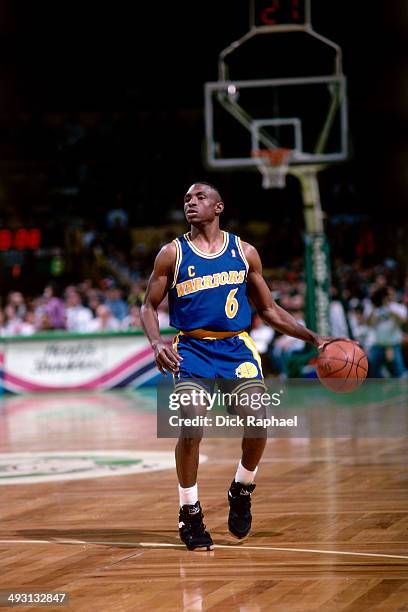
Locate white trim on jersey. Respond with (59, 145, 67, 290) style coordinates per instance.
(235, 236, 249, 275)
(184, 231, 229, 259)
(171, 238, 182, 289)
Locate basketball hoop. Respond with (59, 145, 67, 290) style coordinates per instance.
(251, 148, 292, 189)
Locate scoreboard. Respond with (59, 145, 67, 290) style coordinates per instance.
(0, 228, 41, 251)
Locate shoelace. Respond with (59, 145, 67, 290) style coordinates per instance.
(181, 511, 207, 535)
(189, 515, 207, 535)
(230, 490, 253, 513)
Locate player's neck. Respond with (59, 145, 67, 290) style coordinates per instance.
(189, 224, 224, 251)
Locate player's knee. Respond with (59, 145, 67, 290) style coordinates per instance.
(243, 427, 268, 439)
(237, 402, 267, 420)
(178, 434, 202, 449)
(236, 387, 268, 416)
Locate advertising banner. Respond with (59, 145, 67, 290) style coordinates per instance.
(0, 331, 174, 393)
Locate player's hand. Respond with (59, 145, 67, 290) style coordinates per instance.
(153, 341, 183, 376)
(314, 335, 351, 351)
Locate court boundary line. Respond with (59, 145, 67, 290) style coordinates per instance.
(1, 539, 408, 560)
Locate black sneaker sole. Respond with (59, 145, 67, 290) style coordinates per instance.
(180, 538, 214, 551)
(188, 543, 214, 552)
(228, 527, 250, 540)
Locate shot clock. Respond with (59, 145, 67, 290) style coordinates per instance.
(251, 0, 309, 28)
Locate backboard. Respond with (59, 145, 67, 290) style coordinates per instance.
(204, 0, 348, 177)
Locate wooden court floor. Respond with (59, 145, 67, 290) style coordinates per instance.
(0, 389, 408, 611)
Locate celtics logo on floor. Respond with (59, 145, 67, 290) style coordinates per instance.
(0, 451, 207, 485)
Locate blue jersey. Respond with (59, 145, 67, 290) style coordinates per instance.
(168, 231, 252, 332)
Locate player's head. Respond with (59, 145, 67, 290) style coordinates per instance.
(183, 182, 224, 226)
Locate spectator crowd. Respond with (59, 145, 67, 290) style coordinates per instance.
(1, 256, 407, 379)
(0, 279, 168, 337)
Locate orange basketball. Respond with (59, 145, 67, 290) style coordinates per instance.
(316, 340, 368, 393)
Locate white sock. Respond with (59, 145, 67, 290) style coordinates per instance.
(235, 460, 258, 485)
(179, 484, 198, 507)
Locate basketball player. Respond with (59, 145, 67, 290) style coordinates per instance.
(141, 182, 335, 551)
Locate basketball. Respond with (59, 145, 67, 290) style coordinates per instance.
(316, 340, 368, 393)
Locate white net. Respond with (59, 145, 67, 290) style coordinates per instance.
(252, 149, 292, 189)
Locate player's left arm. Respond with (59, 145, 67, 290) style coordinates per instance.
(242, 242, 336, 349)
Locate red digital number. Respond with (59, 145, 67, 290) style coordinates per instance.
(261, 0, 279, 25)
(0, 228, 41, 251)
(0, 229, 12, 251)
(291, 0, 300, 20)
(27, 228, 41, 250)
(14, 229, 28, 250)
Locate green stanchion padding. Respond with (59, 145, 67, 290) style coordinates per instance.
(304, 233, 332, 336)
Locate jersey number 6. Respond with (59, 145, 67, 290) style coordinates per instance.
(225, 288, 239, 319)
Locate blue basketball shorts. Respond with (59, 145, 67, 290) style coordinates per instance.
(173, 331, 265, 394)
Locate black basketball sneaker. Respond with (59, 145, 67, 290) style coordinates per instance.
(228, 480, 256, 539)
(179, 501, 214, 551)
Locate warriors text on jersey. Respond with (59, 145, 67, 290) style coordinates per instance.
(168, 232, 252, 332)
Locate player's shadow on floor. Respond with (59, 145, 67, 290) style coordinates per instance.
(17, 528, 281, 547)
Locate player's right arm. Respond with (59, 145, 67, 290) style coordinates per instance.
(140, 243, 183, 376)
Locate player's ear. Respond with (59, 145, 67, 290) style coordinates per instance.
(215, 200, 224, 216)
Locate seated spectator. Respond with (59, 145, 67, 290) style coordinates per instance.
(64, 290, 93, 332)
(86, 304, 120, 332)
(366, 287, 407, 377)
(2, 304, 34, 336)
(348, 303, 374, 351)
(3, 304, 22, 336)
(104, 284, 129, 321)
(7, 291, 27, 320)
(21, 310, 37, 335)
(85, 289, 104, 316)
(329, 287, 349, 337)
(42, 283, 65, 329)
(121, 305, 142, 330)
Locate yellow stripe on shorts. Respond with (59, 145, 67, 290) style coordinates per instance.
(238, 332, 264, 378)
